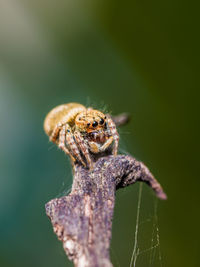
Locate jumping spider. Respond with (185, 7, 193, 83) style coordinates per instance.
(44, 103, 119, 169)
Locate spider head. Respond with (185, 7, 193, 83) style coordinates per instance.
(75, 110, 106, 133)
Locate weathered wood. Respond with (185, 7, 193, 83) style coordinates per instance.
(45, 154, 166, 267)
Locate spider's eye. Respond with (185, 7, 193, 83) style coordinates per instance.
(87, 123, 90, 127)
(92, 121, 98, 127)
(99, 118, 104, 125)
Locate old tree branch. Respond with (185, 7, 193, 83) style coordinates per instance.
(45, 114, 167, 267)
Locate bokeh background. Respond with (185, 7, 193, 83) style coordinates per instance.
(0, 0, 199, 266)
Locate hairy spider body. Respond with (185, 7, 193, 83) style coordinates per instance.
(44, 103, 119, 169)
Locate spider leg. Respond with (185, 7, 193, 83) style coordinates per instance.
(58, 125, 76, 163)
(88, 136, 114, 154)
(106, 115, 119, 156)
(74, 131, 93, 169)
(50, 122, 63, 143)
(49, 106, 84, 143)
(65, 126, 86, 167)
(99, 136, 114, 152)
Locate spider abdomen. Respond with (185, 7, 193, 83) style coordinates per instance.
(44, 103, 86, 136)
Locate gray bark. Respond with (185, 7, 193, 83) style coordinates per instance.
(45, 154, 166, 267)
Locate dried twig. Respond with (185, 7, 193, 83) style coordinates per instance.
(45, 114, 166, 267)
(112, 112, 130, 126)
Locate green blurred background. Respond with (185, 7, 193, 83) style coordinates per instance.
(0, 0, 199, 266)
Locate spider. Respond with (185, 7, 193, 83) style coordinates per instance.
(44, 103, 119, 169)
